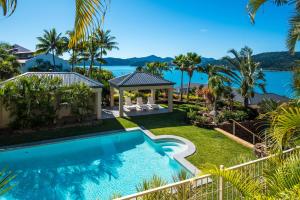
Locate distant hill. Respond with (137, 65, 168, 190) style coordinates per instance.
(104, 55, 173, 66)
(97, 51, 300, 71)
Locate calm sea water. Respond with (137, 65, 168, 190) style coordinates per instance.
(102, 65, 294, 97)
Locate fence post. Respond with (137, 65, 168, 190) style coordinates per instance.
(219, 165, 224, 200)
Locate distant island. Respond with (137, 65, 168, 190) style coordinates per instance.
(80, 52, 300, 71)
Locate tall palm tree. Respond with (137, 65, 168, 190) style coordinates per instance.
(36, 28, 65, 68)
(247, 0, 300, 53)
(77, 41, 89, 74)
(65, 30, 79, 71)
(186, 52, 201, 101)
(223, 46, 266, 107)
(94, 29, 119, 71)
(0, 0, 109, 44)
(173, 54, 188, 101)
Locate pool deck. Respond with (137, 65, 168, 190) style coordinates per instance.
(102, 106, 169, 119)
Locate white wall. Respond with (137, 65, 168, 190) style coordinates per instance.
(22, 53, 71, 73)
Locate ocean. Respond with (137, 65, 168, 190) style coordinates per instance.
(102, 65, 294, 98)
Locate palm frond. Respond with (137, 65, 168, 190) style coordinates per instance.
(0, 0, 17, 16)
(71, 0, 109, 46)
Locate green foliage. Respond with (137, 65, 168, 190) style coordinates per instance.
(216, 110, 249, 123)
(0, 75, 62, 128)
(74, 67, 114, 104)
(61, 83, 93, 122)
(0, 47, 20, 80)
(137, 62, 170, 77)
(136, 175, 168, 200)
(0, 75, 95, 128)
(293, 66, 300, 97)
(0, 168, 15, 196)
(258, 98, 280, 114)
(223, 46, 266, 107)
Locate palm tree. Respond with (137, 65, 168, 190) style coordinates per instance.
(65, 30, 79, 71)
(223, 46, 266, 107)
(199, 64, 234, 113)
(173, 54, 188, 101)
(247, 0, 300, 54)
(77, 41, 89, 74)
(86, 34, 100, 77)
(94, 29, 119, 71)
(143, 62, 170, 77)
(36, 28, 65, 68)
(186, 52, 201, 101)
(1, 0, 109, 45)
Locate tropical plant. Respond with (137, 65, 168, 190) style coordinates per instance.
(36, 28, 65, 67)
(77, 41, 88, 74)
(0, 75, 62, 128)
(61, 83, 93, 122)
(94, 29, 119, 71)
(205, 100, 300, 199)
(141, 62, 170, 77)
(205, 148, 300, 199)
(185, 52, 201, 101)
(65, 30, 79, 71)
(223, 46, 266, 107)
(0, 0, 109, 44)
(247, 0, 300, 53)
(0, 47, 20, 80)
(136, 175, 167, 200)
(198, 64, 233, 115)
(292, 66, 300, 97)
(173, 54, 188, 101)
(0, 168, 15, 196)
(262, 102, 300, 153)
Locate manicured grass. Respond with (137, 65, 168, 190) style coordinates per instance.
(0, 105, 254, 169)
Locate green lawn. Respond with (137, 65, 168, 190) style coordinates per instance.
(0, 105, 254, 169)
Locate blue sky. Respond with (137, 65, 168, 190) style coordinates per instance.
(0, 0, 294, 58)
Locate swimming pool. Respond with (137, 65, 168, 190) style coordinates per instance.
(0, 128, 196, 200)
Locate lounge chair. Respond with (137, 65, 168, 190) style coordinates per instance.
(136, 97, 148, 111)
(124, 97, 136, 111)
(147, 96, 159, 110)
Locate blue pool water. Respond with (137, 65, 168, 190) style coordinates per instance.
(0, 130, 190, 200)
(102, 65, 294, 97)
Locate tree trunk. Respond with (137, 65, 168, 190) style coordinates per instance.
(187, 76, 191, 102)
(52, 50, 56, 70)
(244, 97, 249, 108)
(180, 70, 184, 101)
(89, 56, 94, 78)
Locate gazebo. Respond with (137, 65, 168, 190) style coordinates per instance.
(109, 72, 175, 117)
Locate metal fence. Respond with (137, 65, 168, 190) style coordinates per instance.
(115, 148, 296, 200)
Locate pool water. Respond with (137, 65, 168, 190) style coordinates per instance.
(0, 130, 191, 200)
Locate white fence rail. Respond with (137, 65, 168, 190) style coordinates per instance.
(115, 148, 297, 200)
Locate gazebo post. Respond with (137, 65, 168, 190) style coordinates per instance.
(151, 89, 156, 102)
(110, 87, 115, 107)
(168, 87, 173, 112)
(119, 89, 124, 117)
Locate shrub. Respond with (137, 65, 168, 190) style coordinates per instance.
(217, 110, 249, 123)
(61, 83, 93, 122)
(0, 75, 62, 128)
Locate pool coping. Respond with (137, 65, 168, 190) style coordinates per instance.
(0, 126, 200, 175)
